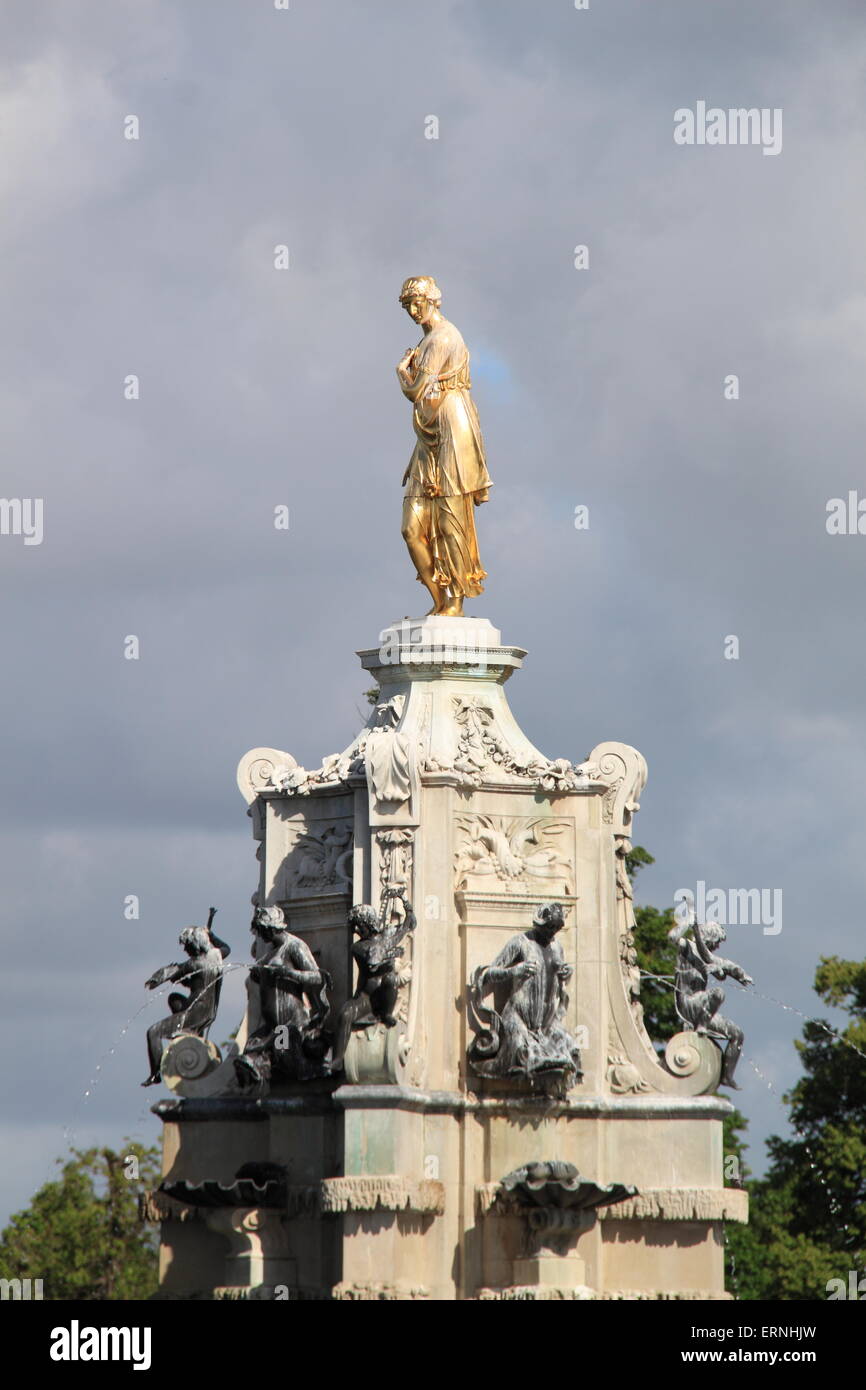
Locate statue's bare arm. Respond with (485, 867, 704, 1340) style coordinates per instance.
(263, 939, 322, 990)
(712, 955, 753, 986)
(146, 960, 187, 989)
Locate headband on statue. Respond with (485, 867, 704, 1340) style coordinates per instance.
(399, 275, 442, 306)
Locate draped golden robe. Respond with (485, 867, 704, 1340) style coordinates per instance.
(401, 318, 492, 599)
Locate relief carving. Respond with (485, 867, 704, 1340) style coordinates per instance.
(281, 823, 353, 896)
(455, 815, 573, 895)
(376, 829, 416, 1027)
(426, 695, 597, 791)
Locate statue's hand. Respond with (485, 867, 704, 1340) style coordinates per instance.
(396, 350, 415, 382)
(558, 964, 573, 981)
(513, 962, 538, 982)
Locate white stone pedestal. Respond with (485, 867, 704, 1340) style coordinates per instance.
(150, 616, 746, 1300)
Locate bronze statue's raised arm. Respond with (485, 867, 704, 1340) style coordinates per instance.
(145, 960, 187, 990)
(693, 920, 715, 965)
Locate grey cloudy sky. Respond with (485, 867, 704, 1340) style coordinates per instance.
(1, 0, 865, 1222)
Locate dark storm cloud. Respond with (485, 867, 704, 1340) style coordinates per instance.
(1, 0, 863, 1219)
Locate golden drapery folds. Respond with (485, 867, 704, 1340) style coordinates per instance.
(397, 277, 492, 617)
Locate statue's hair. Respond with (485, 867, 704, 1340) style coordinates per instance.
(255, 904, 286, 930)
(701, 922, 725, 947)
(399, 275, 442, 307)
(348, 904, 380, 933)
(179, 926, 210, 953)
(533, 902, 565, 930)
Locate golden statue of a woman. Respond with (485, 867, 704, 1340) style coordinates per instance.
(397, 276, 492, 617)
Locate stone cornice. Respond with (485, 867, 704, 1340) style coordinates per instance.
(154, 1087, 735, 1124)
(476, 1184, 748, 1223)
(140, 1175, 445, 1223)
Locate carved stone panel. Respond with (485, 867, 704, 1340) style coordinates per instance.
(454, 814, 574, 897)
(275, 820, 354, 900)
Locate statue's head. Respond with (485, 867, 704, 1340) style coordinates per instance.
(253, 904, 286, 942)
(702, 923, 726, 950)
(348, 904, 380, 939)
(399, 275, 442, 326)
(179, 926, 210, 956)
(532, 902, 565, 942)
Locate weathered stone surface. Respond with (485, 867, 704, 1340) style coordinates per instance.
(152, 617, 745, 1301)
(319, 1176, 444, 1215)
(597, 1187, 749, 1223)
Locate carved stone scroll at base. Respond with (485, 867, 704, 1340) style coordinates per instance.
(663, 1030, 723, 1091)
(162, 1034, 221, 1082)
(161, 1033, 243, 1099)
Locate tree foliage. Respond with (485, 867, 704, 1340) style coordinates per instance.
(626, 844, 680, 1044)
(629, 852, 866, 1297)
(627, 847, 751, 1298)
(728, 956, 866, 1299)
(0, 1142, 160, 1300)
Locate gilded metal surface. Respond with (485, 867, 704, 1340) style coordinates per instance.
(397, 276, 492, 616)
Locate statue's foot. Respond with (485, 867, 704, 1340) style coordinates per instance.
(233, 1055, 260, 1089)
(141, 1076, 159, 1087)
(382, 1015, 397, 1028)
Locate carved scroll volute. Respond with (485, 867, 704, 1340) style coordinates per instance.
(588, 742, 650, 1036)
(586, 742, 648, 836)
(589, 742, 722, 1096)
(236, 748, 299, 805)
